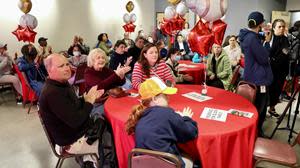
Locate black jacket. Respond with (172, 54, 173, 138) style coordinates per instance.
(39, 79, 93, 146)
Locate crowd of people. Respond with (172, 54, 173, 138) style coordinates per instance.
(1, 11, 300, 168)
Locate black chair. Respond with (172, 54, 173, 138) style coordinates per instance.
(37, 110, 99, 168)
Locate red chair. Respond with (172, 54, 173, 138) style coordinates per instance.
(235, 81, 257, 103)
(253, 132, 300, 167)
(72, 63, 87, 95)
(13, 64, 38, 113)
(229, 65, 241, 91)
(128, 148, 181, 168)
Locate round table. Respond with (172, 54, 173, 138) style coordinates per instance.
(104, 85, 258, 168)
(178, 60, 205, 85)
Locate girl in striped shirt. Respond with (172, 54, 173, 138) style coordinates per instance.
(132, 43, 175, 89)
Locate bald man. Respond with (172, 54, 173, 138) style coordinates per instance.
(39, 53, 104, 167)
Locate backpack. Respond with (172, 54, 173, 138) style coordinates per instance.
(85, 118, 118, 168)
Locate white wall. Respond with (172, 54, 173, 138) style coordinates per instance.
(286, 0, 300, 11)
(0, 0, 155, 55)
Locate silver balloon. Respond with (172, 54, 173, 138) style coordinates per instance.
(19, 14, 38, 29)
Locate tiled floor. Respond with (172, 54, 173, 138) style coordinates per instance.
(0, 91, 299, 168)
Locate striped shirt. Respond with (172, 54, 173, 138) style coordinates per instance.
(132, 61, 175, 89)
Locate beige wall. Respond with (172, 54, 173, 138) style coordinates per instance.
(286, 0, 300, 11)
(0, 0, 155, 55)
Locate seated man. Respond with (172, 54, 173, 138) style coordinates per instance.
(39, 53, 104, 167)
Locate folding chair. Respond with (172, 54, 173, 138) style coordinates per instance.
(235, 81, 257, 103)
(37, 110, 99, 168)
(228, 65, 241, 91)
(13, 64, 38, 113)
(253, 132, 300, 167)
(128, 148, 182, 168)
(0, 83, 16, 104)
(72, 63, 87, 95)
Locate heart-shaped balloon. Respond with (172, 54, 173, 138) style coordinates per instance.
(188, 20, 214, 56)
(18, 0, 32, 14)
(126, 1, 134, 13)
(168, 0, 181, 5)
(212, 19, 227, 45)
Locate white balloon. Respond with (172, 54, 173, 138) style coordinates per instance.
(123, 13, 130, 23)
(176, 2, 187, 16)
(164, 6, 176, 20)
(130, 13, 137, 23)
(185, 0, 197, 13)
(19, 14, 38, 29)
(202, 0, 228, 22)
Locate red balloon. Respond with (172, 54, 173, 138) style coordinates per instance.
(12, 25, 24, 41)
(12, 25, 37, 43)
(212, 19, 227, 45)
(22, 26, 37, 43)
(160, 21, 172, 36)
(188, 20, 214, 56)
(123, 23, 136, 33)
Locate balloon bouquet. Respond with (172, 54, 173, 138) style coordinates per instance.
(185, 0, 228, 95)
(12, 0, 38, 43)
(160, 1, 188, 44)
(122, 1, 137, 33)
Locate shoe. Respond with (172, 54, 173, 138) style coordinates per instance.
(82, 161, 96, 168)
(16, 97, 23, 105)
(268, 109, 280, 118)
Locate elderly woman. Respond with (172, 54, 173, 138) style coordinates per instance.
(207, 44, 232, 90)
(0, 43, 23, 102)
(132, 43, 175, 89)
(84, 48, 131, 118)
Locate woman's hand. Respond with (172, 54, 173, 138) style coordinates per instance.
(125, 56, 133, 66)
(176, 107, 194, 118)
(115, 64, 131, 79)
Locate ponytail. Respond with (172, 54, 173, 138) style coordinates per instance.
(126, 99, 151, 135)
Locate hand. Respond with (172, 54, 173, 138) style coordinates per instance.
(182, 107, 193, 118)
(42, 48, 46, 55)
(125, 56, 133, 66)
(209, 74, 215, 80)
(48, 46, 52, 54)
(265, 32, 272, 42)
(84, 86, 104, 104)
(115, 64, 131, 79)
(183, 74, 193, 81)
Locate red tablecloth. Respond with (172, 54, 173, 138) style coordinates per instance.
(178, 60, 205, 84)
(104, 85, 258, 168)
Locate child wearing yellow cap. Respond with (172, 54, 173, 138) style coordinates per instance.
(126, 77, 198, 168)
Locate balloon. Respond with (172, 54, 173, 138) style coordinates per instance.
(168, 0, 181, 5)
(164, 6, 176, 20)
(12, 25, 24, 41)
(160, 20, 172, 36)
(185, 0, 197, 13)
(123, 13, 130, 23)
(188, 20, 214, 56)
(22, 26, 37, 43)
(130, 13, 137, 23)
(18, 0, 32, 14)
(123, 23, 136, 32)
(176, 2, 187, 16)
(11, 25, 37, 43)
(19, 14, 38, 29)
(126, 1, 134, 13)
(212, 19, 227, 45)
(186, 0, 228, 22)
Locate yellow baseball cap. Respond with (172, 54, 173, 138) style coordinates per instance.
(139, 77, 177, 100)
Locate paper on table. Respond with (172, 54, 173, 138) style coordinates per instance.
(228, 109, 254, 118)
(182, 92, 212, 102)
(200, 107, 228, 122)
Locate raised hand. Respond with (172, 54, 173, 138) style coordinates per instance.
(84, 86, 104, 104)
(125, 56, 133, 66)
